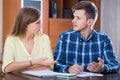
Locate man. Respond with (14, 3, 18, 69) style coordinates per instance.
(54, 1, 119, 74)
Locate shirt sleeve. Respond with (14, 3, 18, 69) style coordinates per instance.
(43, 34, 54, 69)
(54, 34, 70, 73)
(2, 37, 15, 72)
(102, 35, 119, 73)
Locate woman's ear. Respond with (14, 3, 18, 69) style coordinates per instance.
(26, 24, 30, 31)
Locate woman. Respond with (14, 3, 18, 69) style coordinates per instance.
(2, 7, 56, 73)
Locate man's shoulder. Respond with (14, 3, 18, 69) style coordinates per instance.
(95, 30, 108, 36)
(61, 29, 76, 35)
(35, 34, 50, 40)
(94, 30, 110, 39)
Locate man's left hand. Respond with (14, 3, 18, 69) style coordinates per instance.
(87, 57, 104, 72)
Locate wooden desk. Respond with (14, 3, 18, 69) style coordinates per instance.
(0, 71, 120, 80)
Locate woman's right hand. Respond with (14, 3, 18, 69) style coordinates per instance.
(32, 57, 57, 66)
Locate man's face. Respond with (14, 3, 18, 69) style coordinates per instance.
(72, 10, 90, 32)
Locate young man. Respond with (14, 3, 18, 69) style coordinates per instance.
(54, 1, 119, 74)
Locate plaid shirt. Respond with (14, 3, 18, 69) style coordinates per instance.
(54, 29, 119, 73)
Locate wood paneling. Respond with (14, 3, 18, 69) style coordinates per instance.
(49, 18, 72, 51)
(3, 0, 21, 45)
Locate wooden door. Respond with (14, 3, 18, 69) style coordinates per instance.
(3, 0, 21, 46)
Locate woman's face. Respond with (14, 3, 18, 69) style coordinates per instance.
(26, 18, 40, 35)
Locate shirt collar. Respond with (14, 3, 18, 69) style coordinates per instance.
(76, 29, 95, 41)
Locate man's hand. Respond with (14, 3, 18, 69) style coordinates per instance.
(87, 57, 104, 72)
(68, 64, 83, 74)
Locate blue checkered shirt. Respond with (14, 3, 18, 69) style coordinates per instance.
(54, 29, 119, 73)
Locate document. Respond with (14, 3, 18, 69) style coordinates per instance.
(22, 70, 76, 78)
(22, 70, 103, 78)
(22, 70, 57, 77)
(77, 72, 103, 77)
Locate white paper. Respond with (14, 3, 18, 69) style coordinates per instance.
(22, 70, 76, 77)
(77, 72, 103, 77)
(22, 70, 57, 77)
(22, 70, 103, 78)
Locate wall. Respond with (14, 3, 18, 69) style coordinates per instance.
(0, 0, 3, 60)
(101, 0, 120, 61)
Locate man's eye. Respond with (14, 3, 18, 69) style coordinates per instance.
(36, 22, 40, 24)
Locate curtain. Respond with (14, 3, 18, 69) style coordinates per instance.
(101, 0, 120, 61)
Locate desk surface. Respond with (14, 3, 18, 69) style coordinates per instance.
(0, 71, 120, 80)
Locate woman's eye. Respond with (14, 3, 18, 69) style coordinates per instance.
(77, 17, 81, 20)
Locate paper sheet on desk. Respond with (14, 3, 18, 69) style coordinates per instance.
(22, 70, 103, 78)
(77, 72, 103, 77)
(22, 70, 76, 77)
(22, 70, 57, 77)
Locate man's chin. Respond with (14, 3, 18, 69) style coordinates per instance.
(73, 28, 79, 31)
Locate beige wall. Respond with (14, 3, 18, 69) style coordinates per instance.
(101, 0, 120, 61)
(0, 0, 3, 60)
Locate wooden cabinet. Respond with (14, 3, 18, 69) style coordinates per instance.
(49, 18, 72, 51)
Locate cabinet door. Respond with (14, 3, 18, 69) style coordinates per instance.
(3, 0, 21, 45)
(49, 18, 72, 51)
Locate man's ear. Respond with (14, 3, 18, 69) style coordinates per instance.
(87, 19, 94, 26)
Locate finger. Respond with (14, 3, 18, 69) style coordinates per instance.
(88, 62, 98, 68)
(47, 60, 57, 65)
(69, 69, 79, 74)
(70, 67, 80, 74)
(87, 63, 98, 72)
(69, 65, 82, 74)
(74, 64, 83, 72)
(98, 57, 104, 64)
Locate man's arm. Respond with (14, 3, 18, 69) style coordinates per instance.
(102, 36, 119, 73)
(54, 34, 70, 73)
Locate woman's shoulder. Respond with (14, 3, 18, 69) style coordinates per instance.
(35, 34, 49, 39)
(6, 35, 18, 41)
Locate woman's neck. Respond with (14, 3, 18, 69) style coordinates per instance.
(19, 34, 34, 41)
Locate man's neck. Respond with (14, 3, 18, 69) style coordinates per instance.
(80, 28, 93, 40)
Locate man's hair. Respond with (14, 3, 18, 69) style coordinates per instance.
(11, 7, 40, 36)
(72, 1, 98, 21)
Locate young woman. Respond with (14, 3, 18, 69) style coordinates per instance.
(2, 7, 56, 73)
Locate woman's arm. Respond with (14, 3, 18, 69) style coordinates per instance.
(4, 57, 56, 73)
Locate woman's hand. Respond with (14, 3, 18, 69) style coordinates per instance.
(32, 57, 57, 66)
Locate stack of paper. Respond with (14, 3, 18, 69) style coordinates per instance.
(22, 70, 103, 78)
(77, 72, 103, 77)
(22, 70, 76, 78)
(56, 72, 76, 78)
(22, 70, 57, 77)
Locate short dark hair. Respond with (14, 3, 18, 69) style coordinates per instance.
(72, 1, 98, 20)
(11, 7, 40, 36)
